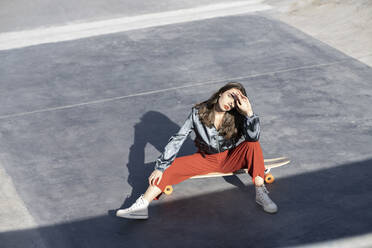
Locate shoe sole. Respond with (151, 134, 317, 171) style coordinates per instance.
(255, 200, 278, 214)
(116, 212, 149, 219)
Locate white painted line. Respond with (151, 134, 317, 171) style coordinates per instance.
(0, 58, 350, 120)
(0, 1, 272, 51)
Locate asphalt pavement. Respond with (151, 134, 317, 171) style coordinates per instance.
(1, 1, 372, 247)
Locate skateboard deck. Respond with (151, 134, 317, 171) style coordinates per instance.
(158, 156, 290, 197)
(189, 157, 290, 179)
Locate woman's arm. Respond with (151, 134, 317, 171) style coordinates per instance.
(242, 113, 260, 141)
(233, 92, 260, 141)
(154, 108, 195, 172)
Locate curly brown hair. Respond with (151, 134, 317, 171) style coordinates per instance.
(194, 82, 248, 141)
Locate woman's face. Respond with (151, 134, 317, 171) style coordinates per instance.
(217, 88, 242, 112)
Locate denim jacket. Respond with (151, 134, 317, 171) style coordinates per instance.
(154, 107, 260, 172)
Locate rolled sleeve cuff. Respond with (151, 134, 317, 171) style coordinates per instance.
(245, 113, 258, 122)
(154, 159, 169, 172)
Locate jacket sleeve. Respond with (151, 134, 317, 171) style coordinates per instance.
(242, 113, 260, 141)
(154, 108, 195, 172)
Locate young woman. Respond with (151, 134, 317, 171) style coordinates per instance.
(116, 82, 278, 219)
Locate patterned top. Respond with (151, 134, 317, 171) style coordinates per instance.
(154, 107, 260, 172)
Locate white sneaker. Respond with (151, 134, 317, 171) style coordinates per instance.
(255, 184, 278, 214)
(116, 194, 149, 219)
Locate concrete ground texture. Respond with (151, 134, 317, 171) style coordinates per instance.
(0, 1, 371, 247)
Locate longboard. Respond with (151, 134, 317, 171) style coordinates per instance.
(157, 157, 290, 197)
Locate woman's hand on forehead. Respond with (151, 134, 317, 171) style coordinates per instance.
(230, 89, 253, 116)
(230, 90, 243, 101)
(231, 89, 242, 96)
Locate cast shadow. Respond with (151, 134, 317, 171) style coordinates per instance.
(114, 111, 197, 211)
(3, 158, 372, 248)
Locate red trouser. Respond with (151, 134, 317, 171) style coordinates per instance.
(155, 141, 266, 192)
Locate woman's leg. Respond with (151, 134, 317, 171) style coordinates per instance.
(154, 151, 221, 194)
(221, 140, 278, 213)
(143, 185, 162, 203)
(221, 140, 266, 185)
(120, 151, 223, 210)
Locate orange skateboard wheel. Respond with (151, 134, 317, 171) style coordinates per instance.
(164, 185, 173, 195)
(265, 173, 275, 184)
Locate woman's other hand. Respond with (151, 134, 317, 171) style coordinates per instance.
(149, 169, 163, 186)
